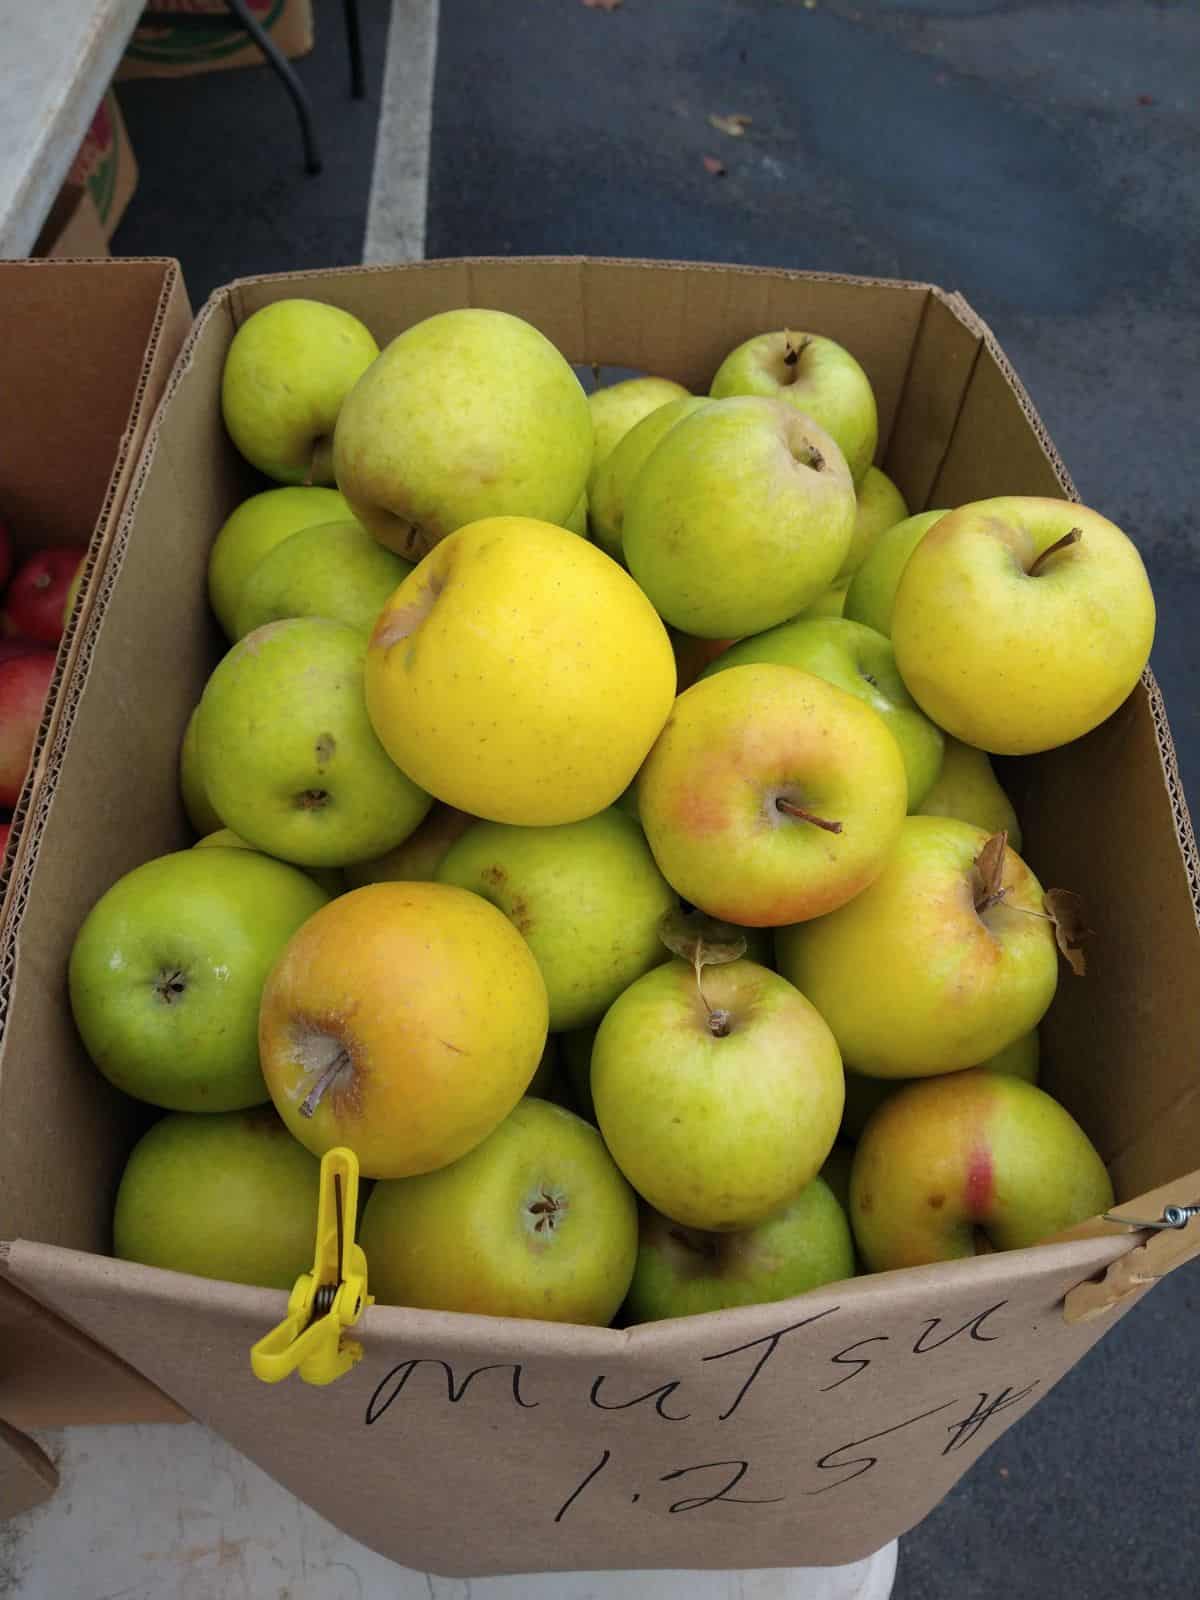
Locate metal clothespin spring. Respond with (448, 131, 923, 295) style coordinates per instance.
(1104, 1203, 1200, 1232)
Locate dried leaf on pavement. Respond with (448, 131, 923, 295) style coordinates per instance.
(702, 155, 728, 176)
(708, 113, 752, 137)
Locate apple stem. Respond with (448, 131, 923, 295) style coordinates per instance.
(783, 333, 813, 366)
(299, 1050, 351, 1119)
(776, 797, 843, 834)
(1028, 526, 1082, 577)
(707, 1007, 733, 1038)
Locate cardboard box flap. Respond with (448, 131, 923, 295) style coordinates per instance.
(0, 1231, 1137, 1575)
(0, 1418, 57, 1521)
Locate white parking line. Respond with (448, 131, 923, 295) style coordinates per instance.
(364, 0, 440, 264)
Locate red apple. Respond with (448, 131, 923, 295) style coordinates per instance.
(0, 650, 56, 807)
(3, 547, 86, 645)
(0, 820, 11, 859)
(0, 640, 38, 666)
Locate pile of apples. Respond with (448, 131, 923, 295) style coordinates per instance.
(67, 297, 1156, 1327)
(0, 522, 87, 858)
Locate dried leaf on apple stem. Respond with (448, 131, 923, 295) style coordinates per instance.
(973, 830, 1008, 913)
(1044, 888, 1090, 976)
(659, 907, 747, 970)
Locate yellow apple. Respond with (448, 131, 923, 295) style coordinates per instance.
(587, 375, 690, 498)
(891, 496, 1156, 754)
(259, 881, 549, 1178)
(365, 517, 676, 825)
(776, 816, 1059, 1077)
(843, 508, 948, 637)
(915, 735, 1022, 851)
(850, 1069, 1114, 1270)
(332, 308, 592, 560)
(841, 1029, 1039, 1140)
(589, 394, 712, 560)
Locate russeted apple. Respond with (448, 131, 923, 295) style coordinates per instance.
(113, 1107, 322, 1289)
(638, 663, 908, 927)
(625, 1177, 855, 1323)
(208, 486, 357, 640)
(700, 617, 945, 811)
(709, 328, 878, 485)
(891, 496, 1156, 754)
(258, 881, 549, 1178)
(843, 509, 948, 637)
(196, 617, 431, 868)
(436, 808, 677, 1030)
(359, 1097, 638, 1325)
(850, 1070, 1114, 1271)
(592, 952, 844, 1231)
(364, 517, 676, 827)
(69, 847, 329, 1111)
(232, 520, 412, 639)
(622, 398, 857, 639)
(776, 817, 1060, 1078)
(221, 300, 379, 485)
(332, 308, 592, 561)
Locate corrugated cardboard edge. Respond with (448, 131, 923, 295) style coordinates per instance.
(0, 260, 192, 920)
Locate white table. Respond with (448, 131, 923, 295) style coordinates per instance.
(0, 0, 145, 257)
(5, 1422, 898, 1599)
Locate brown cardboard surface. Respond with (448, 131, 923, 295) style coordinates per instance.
(35, 187, 111, 260)
(0, 258, 192, 1429)
(1, 259, 1197, 1567)
(116, 0, 314, 80)
(0, 1418, 57, 1521)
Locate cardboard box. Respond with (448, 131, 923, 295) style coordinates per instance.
(2, 260, 1198, 1574)
(0, 260, 194, 1473)
(116, 0, 314, 80)
(33, 186, 111, 261)
(65, 89, 139, 244)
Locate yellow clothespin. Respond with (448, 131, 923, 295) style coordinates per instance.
(250, 1146, 373, 1386)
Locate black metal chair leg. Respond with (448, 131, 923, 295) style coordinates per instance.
(344, 0, 366, 100)
(225, 0, 323, 174)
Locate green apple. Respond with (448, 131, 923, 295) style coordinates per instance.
(709, 329, 878, 485)
(842, 466, 908, 580)
(221, 299, 379, 484)
(796, 581, 849, 620)
(850, 1069, 1114, 1271)
(776, 816, 1059, 1078)
(638, 663, 907, 926)
(841, 1029, 1040, 1141)
(700, 617, 944, 810)
(916, 735, 1022, 851)
(562, 491, 589, 537)
(343, 802, 474, 889)
(843, 509, 948, 637)
(68, 847, 328, 1110)
(196, 617, 431, 868)
(113, 1106, 322, 1288)
(208, 486, 356, 640)
(623, 398, 856, 638)
(194, 827, 344, 898)
(436, 808, 676, 1030)
(891, 496, 1156, 755)
(589, 395, 712, 560)
(587, 375, 690, 498)
(359, 1097, 638, 1324)
(232, 520, 412, 639)
(179, 705, 222, 835)
(592, 957, 844, 1230)
(625, 1177, 855, 1323)
(333, 309, 592, 561)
